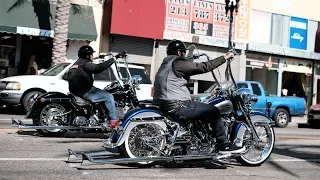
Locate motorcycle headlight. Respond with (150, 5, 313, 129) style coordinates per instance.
(237, 88, 258, 105)
(0, 81, 21, 90)
(249, 94, 258, 105)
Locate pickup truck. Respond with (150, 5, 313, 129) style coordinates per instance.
(0, 59, 153, 112)
(192, 81, 306, 128)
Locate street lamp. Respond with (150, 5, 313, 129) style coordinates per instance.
(225, 0, 240, 49)
(224, 0, 239, 81)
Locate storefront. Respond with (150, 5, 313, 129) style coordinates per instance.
(245, 52, 280, 96)
(0, 0, 97, 77)
(246, 42, 316, 108)
(107, 34, 155, 75)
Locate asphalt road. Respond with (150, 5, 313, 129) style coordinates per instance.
(1, 115, 320, 180)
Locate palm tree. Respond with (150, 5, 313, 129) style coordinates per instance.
(8, 0, 72, 65)
(51, 0, 70, 65)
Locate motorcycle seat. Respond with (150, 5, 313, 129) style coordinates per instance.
(138, 102, 160, 109)
(68, 93, 91, 106)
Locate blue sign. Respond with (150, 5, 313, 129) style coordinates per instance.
(289, 17, 308, 50)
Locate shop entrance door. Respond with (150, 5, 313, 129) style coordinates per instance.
(317, 79, 320, 104)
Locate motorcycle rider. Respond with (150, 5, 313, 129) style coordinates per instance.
(153, 39, 245, 154)
(63, 45, 126, 128)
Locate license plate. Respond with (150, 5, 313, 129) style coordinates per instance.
(314, 115, 320, 119)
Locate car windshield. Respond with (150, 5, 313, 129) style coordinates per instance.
(204, 81, 235, 93)
(119, 67, 152, 84)
(41, 63, 70, 76)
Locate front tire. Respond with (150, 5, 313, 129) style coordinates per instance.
(119, 123, 166, 167)
(33, 103, 69, 137)
(235, 124, 275, 166)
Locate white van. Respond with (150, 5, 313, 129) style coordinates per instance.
(0, 59, 153, 111)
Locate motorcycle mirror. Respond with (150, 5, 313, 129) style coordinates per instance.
(132, 75, 142, 84)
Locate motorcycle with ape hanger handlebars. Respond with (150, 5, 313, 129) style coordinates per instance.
(66, 42, 275, 168)
(11, 51, 144, 136)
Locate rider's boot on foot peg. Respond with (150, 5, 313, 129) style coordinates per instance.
(109, 120, 121, 128)
(216, 143, 246, 154)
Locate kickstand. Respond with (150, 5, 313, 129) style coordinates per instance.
(204, 160, 227, 169)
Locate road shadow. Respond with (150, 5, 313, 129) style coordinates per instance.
(75, 160, 231, 170)
(273, 144, 320, 164)
(298, 123, 320, 129)
(14, 130, 110, 139)
(268, 144, 320, 178)
(0, 107, 25, 115)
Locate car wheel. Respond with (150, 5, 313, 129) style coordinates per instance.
(22, 91, 44, 112)
(273, 108, 290, 128)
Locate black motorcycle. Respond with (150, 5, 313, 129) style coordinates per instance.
(13, 52, 143, 136)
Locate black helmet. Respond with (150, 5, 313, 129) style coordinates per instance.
(167, 39, 188, 55)
(78, 45, 95, 59)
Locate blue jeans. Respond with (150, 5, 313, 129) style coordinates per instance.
(83, 87, 117, 120)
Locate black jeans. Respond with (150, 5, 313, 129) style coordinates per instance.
(165, 101, 227, 144)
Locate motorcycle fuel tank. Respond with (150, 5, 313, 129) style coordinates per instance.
(209, 97, 233, 114)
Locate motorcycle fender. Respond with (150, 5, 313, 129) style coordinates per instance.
(116, 111, 168, 146)
(233, 114, 273, 147)
(26, 92, 73, 119)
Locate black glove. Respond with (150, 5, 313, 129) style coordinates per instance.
(115, 51, 127, 59)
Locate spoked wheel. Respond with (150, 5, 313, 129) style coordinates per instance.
(235, 124, 275, 166)
(120, 123, 166, 167)
(33, 103, 69, 136)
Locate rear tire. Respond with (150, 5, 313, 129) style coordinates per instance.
(33, 103, 69, 137)
(273, 108, 290, 128)
(119, 123, 166, 168)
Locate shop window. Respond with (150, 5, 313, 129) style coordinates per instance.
(246, 67, 278, 96)
(315, 22, 320, 53)
(251, 83, 262, 96)
(270, 14, 290, 47)
(94, 67, 116, 81)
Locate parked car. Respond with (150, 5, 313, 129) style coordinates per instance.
(307, 104, 320, 126)
(0, 59, 153, 112)
(192, 81, 306, 128)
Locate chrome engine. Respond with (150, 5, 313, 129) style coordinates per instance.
(173, 125, 214, 155)
(73, 116, 88, 126)
(72, 115, 100, 126)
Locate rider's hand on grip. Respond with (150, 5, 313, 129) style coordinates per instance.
(224, 51, 235, 61)
(115, 51, 127, 59)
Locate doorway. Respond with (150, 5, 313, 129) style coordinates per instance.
(317, 79, 320, 104)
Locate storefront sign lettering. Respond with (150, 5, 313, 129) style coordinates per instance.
(166, 0, 191, 33)
(164, 31, 246, 50)
(289, 17, 308, 50)
(235, 0, 250, 42)
(190, 0, 214, 37)
(248, 44, 285, 55)
(17, 27, 54, 37)
(164, 0, 249, 47)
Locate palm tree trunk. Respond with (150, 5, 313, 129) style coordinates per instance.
(51, 0, 70, 65)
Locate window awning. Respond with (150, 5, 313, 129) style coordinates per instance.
(0, 0, 97, 41)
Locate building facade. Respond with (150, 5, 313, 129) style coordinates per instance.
(0, 0, 99, 77)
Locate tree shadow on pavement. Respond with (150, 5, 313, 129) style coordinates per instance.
(14, 130, 109, 139)
(267, 144, 320, 178)
(0, 107, 25, 115)
(273, 144, 320, 164)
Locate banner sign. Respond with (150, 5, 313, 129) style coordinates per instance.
(190, 0, 214, 36)
(289, 17, 308, 50)
(165, 0, 191, 33)
(164, 0, 250, 47)
(213, 3, 236, 40)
